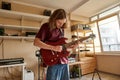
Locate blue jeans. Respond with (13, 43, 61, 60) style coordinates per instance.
(46, 64, 70, 80)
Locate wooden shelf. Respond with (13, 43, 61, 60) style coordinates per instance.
(0, 9, 49, 21)
(70, 24, 95, 75)
(0, 24, 39, 31)
(71, 29, 92, 33)
(0, 36, 35, 40)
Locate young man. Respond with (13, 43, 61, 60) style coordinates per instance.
(34, 9, 78, 80)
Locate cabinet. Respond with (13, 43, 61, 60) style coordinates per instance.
(71, 24, 96, 75)
(0, 9, 49, 40)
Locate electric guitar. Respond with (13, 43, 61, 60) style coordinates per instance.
(40, 34, 95, 66)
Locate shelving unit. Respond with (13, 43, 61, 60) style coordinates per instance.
(71, 24, 96, 75)
(0, 9, 49, 40)
(0, 2, 49, 80)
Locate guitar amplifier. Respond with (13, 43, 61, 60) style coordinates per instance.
(25, 32, 37, 37)
(0, 28, 4, 36)
(2, 1, 11, 10)
(43, 9, 51, 16)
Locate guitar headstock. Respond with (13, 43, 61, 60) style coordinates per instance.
(89, 34, 96, 39)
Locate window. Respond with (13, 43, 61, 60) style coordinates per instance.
(90, 5, 120, 22)
(98, 15, 120, 51)
(99, 6, 120, 18)
(90, 23, 101, 52)
(91, 15, 98, 21)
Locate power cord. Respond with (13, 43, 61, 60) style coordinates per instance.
(36, 50, 47, 80)
(0, 39, 4, 59)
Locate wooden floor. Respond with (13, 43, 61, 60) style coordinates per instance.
(70, 72, 120, 80)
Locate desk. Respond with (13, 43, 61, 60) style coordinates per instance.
(69, 61, 84, 78)
(0, 63, 26, 80)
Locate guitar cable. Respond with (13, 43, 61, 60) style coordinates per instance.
(0, 39, 4, 59)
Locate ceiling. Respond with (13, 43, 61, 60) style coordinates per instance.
(11, 0, 120, 18)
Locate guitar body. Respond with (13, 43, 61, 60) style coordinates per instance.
(40, 38, 69, 66)
(40, 34, 95, 66)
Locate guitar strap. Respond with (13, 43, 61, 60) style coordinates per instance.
(59, 29, 68, 64)
(60, 28, 64, 38)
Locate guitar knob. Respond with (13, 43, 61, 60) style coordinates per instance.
(57, 55, 59, 57)
(51, 59, 53, 62)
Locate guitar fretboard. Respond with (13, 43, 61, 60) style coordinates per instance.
(64, 36, 93, 48)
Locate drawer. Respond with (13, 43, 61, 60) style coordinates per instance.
(81, 67, 95, 75)
(80, 62, 96, 69)
(80, 57, 96, 62)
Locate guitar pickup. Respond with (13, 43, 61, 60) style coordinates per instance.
(62, 44, 67, 51)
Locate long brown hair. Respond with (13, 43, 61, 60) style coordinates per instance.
(48, 9, 67, 30)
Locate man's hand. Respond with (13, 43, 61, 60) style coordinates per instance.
(51, 46, 63, 52)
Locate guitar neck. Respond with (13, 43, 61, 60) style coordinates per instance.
(64, 36, 90, 48)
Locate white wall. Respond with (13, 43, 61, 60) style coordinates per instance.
(96, 53, 120, 75)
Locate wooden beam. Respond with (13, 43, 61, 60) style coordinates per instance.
(70, 0, 89, 12)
